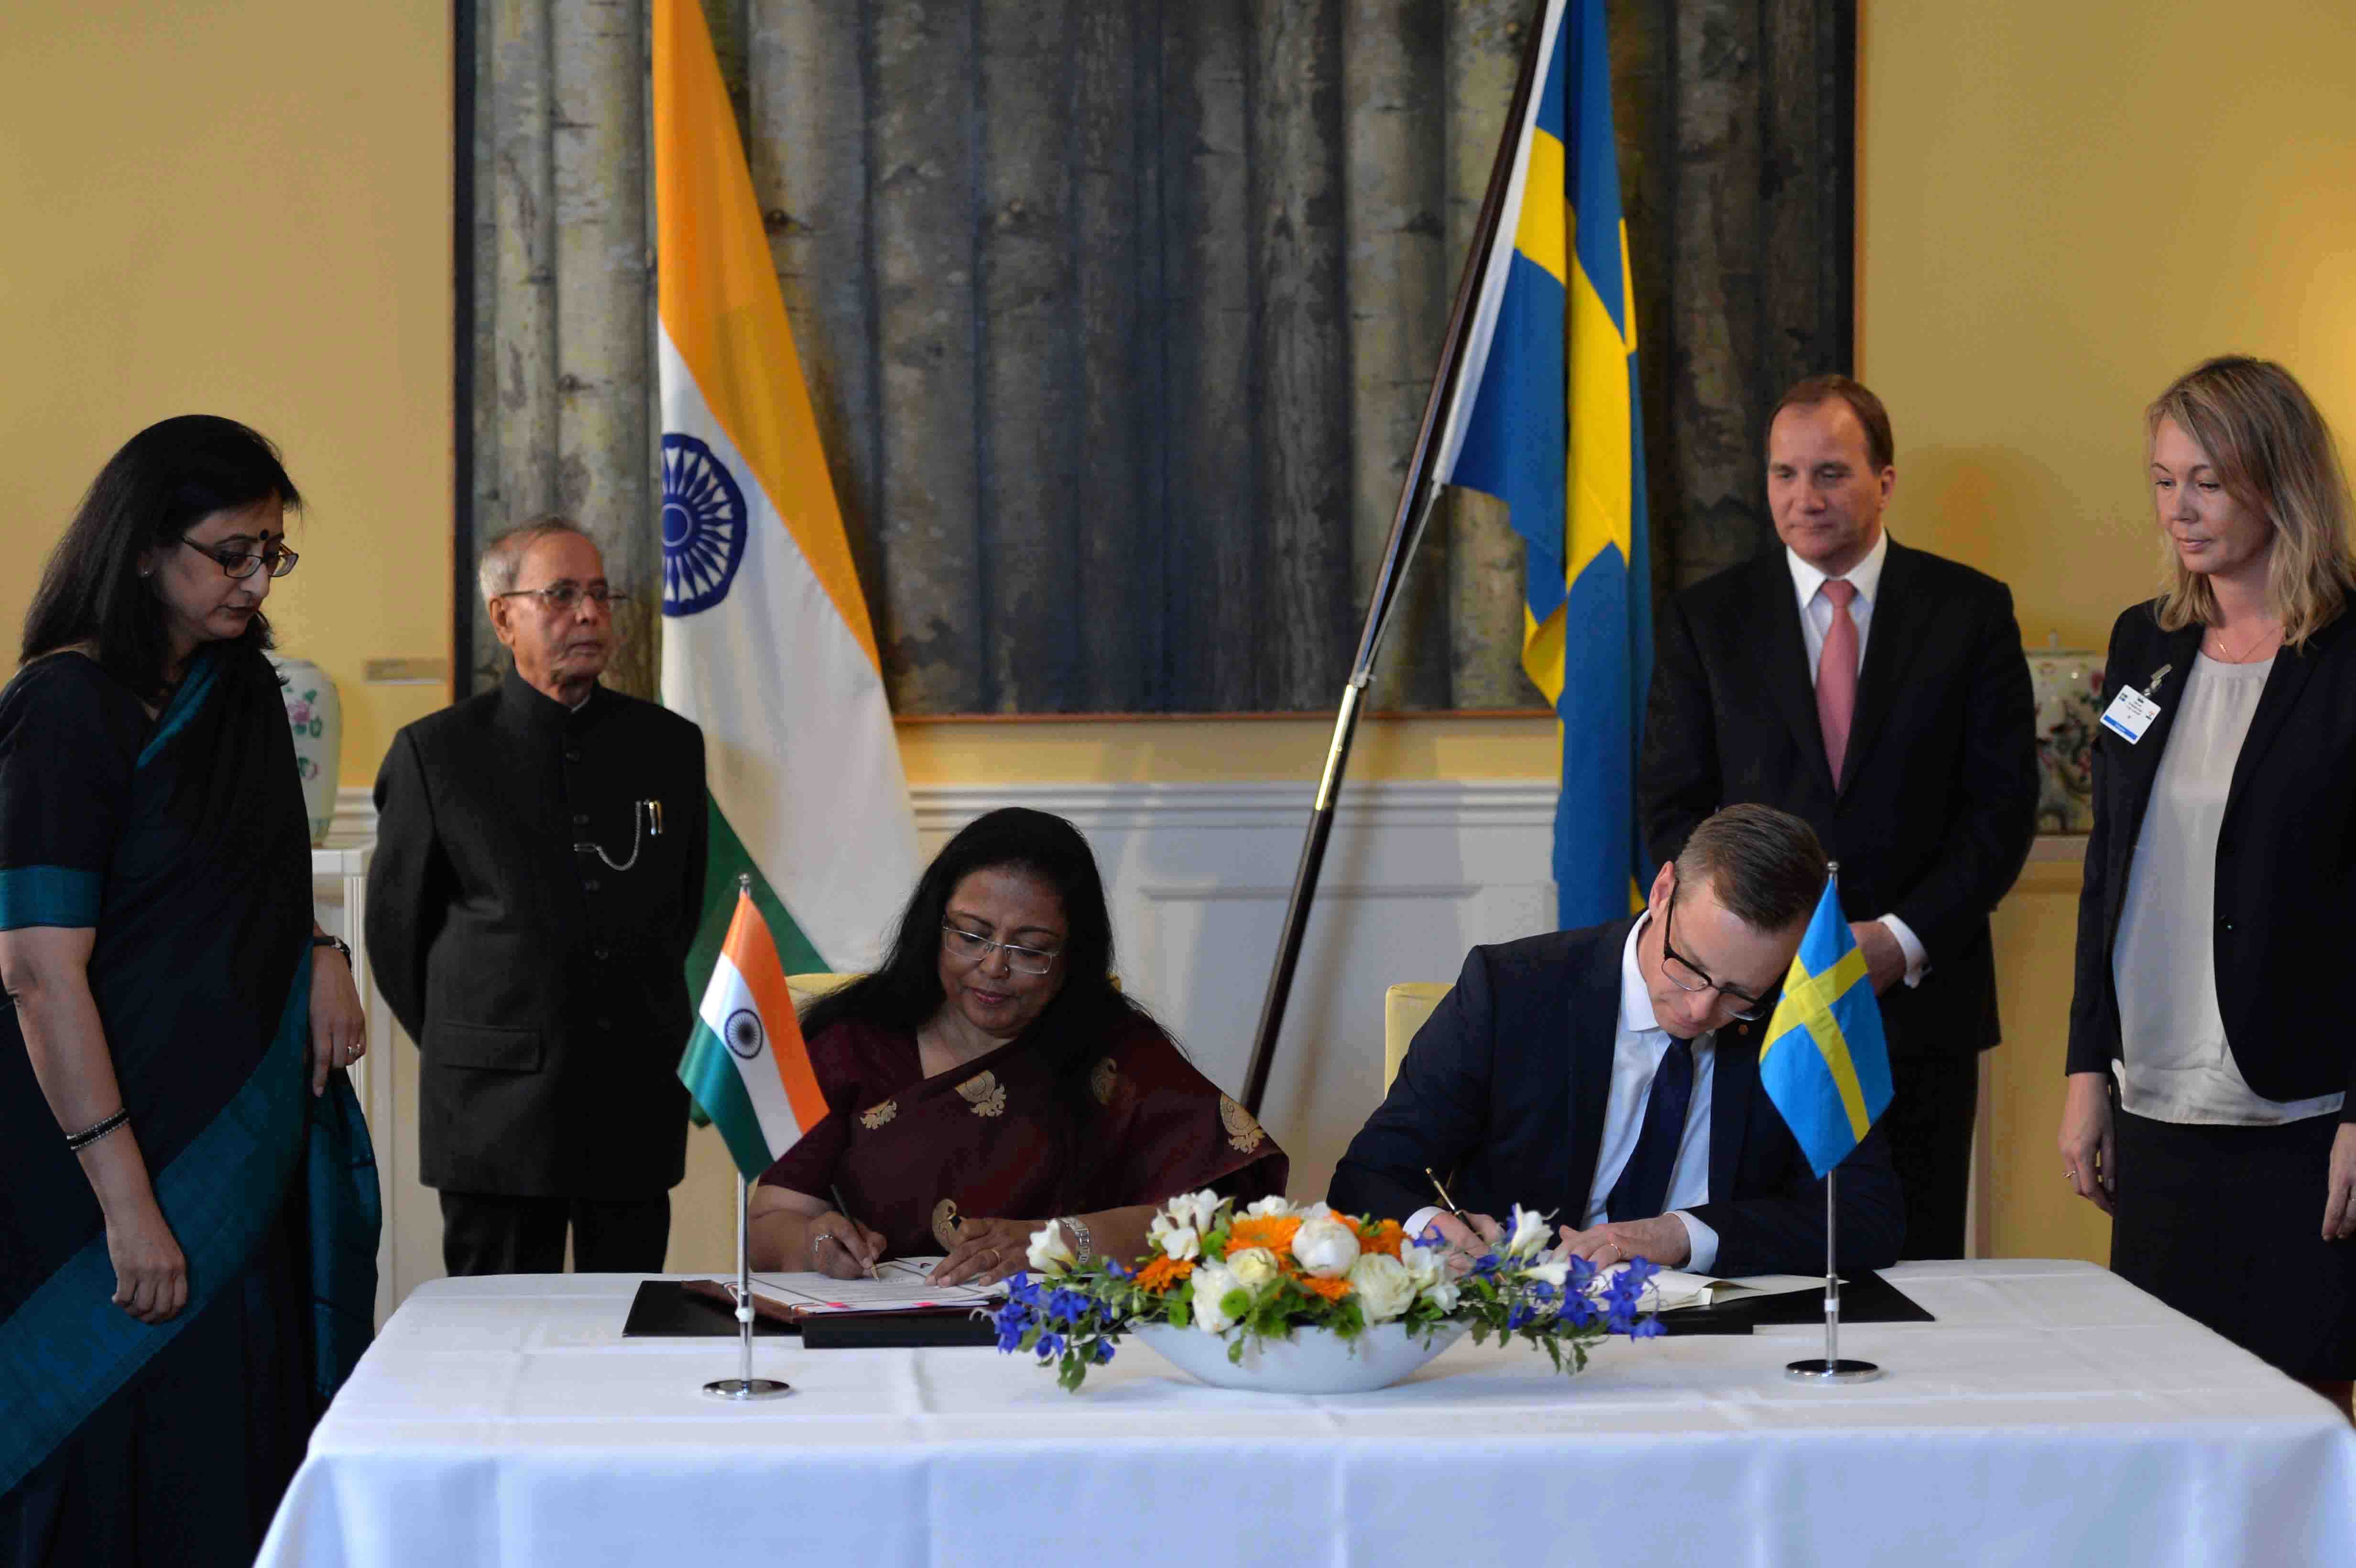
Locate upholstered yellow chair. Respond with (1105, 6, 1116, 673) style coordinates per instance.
(786, 972, 860, 1014)
(1383, 982, 1452, 1091)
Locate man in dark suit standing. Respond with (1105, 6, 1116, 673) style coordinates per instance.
(367, 519, 708, 1276)
(1331, 805, 1903, 1277)
(1640, 376, 2037, 1259)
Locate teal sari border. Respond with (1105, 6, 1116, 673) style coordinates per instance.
(0, 947, 379, 1499)
(136, 644, 222, 769)
(0, 865, 101, 931)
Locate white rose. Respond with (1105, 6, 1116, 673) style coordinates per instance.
(1525, 1257, 1570, 1290)
(1147, 1214, 1201, 1261)
(1424, 1277, 1461, 1313)
(1190, 1261, 1244, 1333)
(1348, 1252, 1416, 1323)
(1165, 1190, 1223, 1237)
(1290, 1214, 1362, 1279)
(1399, 1240, 1445, 1291)
(1227, 1246, 1282, 1293)
(1242, 1195, 1294, 1219)
(1294, 1200, 1333, 1222)
(1505, 1205, 1551, 1258)
(1025, 1222, 1075, 1274)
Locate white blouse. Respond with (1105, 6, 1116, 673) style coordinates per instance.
(2112, 653, 2344, 1123)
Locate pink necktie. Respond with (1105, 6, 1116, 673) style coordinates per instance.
(1817, 578, 1859, 786)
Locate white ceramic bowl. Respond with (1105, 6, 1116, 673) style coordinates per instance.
(1134, 1319, 1468, 1394)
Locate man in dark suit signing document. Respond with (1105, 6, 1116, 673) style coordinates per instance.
(1330, 804, 1903, 1277)
(1640, 376, 2038, 1258)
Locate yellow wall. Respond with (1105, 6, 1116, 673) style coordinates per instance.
(0, 0, 454, 783)
(1859, 0, 2356, 1261)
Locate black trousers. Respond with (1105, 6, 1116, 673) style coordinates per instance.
(1882, 1048, 1980, 1261)
(438, 1191, 672, 1276)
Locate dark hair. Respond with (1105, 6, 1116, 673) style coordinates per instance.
(1673, 803, 1826, 934)
(1771, 374, 1895, 472)
(802, 807, 1157, 1088)
(21, 415, 301, 699)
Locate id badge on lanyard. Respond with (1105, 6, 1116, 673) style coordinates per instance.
(2098, 663, 2171, 744)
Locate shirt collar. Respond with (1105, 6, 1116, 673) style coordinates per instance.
(1785, 525, 1890, 611)
(498, 666, 602, 732)
(1618, 916, 1660, 1036)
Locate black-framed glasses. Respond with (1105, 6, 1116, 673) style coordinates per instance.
(181, 536, 299, 579)
(940, 922, 1062, 976)
(491, 581, 629, 612)
(1660, 880, 1772, 1021)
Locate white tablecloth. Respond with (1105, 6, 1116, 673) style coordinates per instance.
(256, 1260, 2356, 1568)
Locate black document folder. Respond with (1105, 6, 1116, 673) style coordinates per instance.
(622, 1279, 1000, 1348)
(1653, 1269, 1933, 1337)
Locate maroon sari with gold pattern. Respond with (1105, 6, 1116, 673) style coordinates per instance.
(757, 1013, 1287, 1256)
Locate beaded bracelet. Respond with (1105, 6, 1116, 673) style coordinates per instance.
(65, 1108, 130, 1152)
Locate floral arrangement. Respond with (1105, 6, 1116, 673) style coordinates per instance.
(993, 1191, 1660, 1392)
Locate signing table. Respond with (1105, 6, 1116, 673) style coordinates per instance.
(256, 1260, 2356, 1567)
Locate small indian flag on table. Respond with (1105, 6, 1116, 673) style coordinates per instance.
(678, 882, 829, 1181)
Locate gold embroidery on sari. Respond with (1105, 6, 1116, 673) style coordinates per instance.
(956, 1070, 1007, 1118)
(1090, 1056, 1122, 1107)
(859, 1099, 898, 1130)
(932, 1198, 962, 1251)
(1219, 1094, 1265, 1154)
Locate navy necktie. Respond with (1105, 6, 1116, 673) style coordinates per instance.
(1606, 1037, 1695, 1223)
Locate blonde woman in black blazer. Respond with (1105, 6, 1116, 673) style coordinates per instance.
(2061, 356, 2356, 1403)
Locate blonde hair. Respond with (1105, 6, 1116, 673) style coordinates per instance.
(2148, 355, 2356, 648)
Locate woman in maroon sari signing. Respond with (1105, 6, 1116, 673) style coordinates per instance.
(748, 807, 1287, 1285)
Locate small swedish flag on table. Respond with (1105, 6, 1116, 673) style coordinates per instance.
(1759, 874, 1895, 1178)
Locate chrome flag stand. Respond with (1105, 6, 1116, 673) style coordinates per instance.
(703, 1173, 790, 1400)
(1784, 1168, 1881, 1384)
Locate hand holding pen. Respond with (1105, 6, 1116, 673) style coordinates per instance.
(1421, 1167, 1503, 1274)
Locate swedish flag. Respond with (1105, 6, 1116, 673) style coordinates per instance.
(1758, 876, 1896, 1177)
(1436, 0, 1650, 928)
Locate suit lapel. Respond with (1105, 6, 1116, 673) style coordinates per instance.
(1839, 539, 1928, 800)
(1747, 553, 1838, 798)
(2225, 612, 2350, 818)
(1564, 919, 1634, 1219)
(2110, 619, 2205, 828)
(1708, 1020, 1759, 1201)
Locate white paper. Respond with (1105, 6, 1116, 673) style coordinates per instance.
(1627, 1268, 1823, 1312)
(751, 1258, 1004, 1313)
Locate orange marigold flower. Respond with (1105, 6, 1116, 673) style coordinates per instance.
(1225, 1215, 1301, 1257)
(1299, 1275, 1351, 1303)
(1135, 1255, 1195, 1294)
(1350, 1218, 1405, 1259)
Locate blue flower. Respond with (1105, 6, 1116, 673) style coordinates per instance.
(1036, 1332, 1066, 1359)
(1047, 1289, 1092, 1324)
(1628, 1316, 1665, 1339)
(1092, 1338, 1115, 1364)
(1004, 1272, 1041, 1307)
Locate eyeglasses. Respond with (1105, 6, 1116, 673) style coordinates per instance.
(181, 536, 299, 579)
(492, 581, 629, 612)
(940, 922, 1062, 976)
(1659, 880, 1772, 1022)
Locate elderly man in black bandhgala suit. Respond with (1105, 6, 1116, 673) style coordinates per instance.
(1640, 376, 2038, 1259)
(367, 519, 708, 1276)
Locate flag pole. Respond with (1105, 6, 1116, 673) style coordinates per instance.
(704, 1171, 791, 1399)
(1785, 1165, 1881, 1383)
(1239, 0, 1554, 1116)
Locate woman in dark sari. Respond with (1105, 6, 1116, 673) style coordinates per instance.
(0, 416, 380, 1567)
(749, 807, 1287, 1285)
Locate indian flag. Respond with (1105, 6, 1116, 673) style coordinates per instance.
(653, 0, 918, 991)
(680, 882, 829, 1178)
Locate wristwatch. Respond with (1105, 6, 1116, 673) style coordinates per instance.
(312, 934, 352, 964)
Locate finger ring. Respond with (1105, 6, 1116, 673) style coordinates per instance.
(814, 1230, 836, 1247)
(2064, 1168, 2078, 1180)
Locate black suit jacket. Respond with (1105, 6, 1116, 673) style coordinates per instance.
(366, 672, 709, 1196)
(1328, 921, 1904, 1276)
(2068, 602, 2356, 1114)
(1641, 538, 2039, 1060)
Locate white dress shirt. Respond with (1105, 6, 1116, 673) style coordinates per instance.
(1783, 529, 1928, 986)
(1406, 919, 1723, 1272)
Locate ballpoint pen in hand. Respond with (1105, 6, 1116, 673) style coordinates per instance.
(829, 1186, 880, 1279)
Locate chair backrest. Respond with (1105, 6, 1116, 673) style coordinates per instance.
(1383, 982, 1452, 1091)
(786, 972, 860, 1016)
